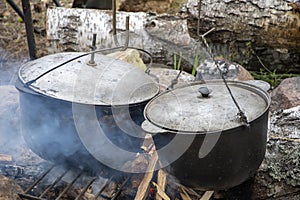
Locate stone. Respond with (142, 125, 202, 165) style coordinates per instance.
(287, 0, 300, 12)
(147, 65, 195, 92)
(0, 175, 23, 200)
(107, 49, 147, 71)
(195, 59, 254, 81)
(270, 76, 300, 112)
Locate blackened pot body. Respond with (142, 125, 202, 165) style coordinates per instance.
(16, 79, 146, 173)
(143, 80, 270, 190)
(152, 108, 268, 191)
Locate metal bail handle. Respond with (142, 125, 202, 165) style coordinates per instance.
(196, 0, 249, 126)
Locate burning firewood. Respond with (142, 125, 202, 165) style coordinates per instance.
(100, 180, 117, 199)
(200, 191, 214, 200)
(122, 153, 149, 173)
(180, 186, 192, 200)
(152, 181, 170, 200)
(156, 168, 167, 200)
(134, 145, 158, 200)
(135, 135, 158, 200)
(174, 182, 201, 199)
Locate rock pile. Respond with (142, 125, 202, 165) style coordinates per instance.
(195, 59, 254, 81)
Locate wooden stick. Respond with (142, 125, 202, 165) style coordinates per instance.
(152, 181, 170, 200)
(156, 169, 167, 200)
(174, 183, 201, 198)
(134, 148, 158, 200)
(180, 186, 192, 200)
(270, 136, 300, 143)
(200, 191, 214, 200)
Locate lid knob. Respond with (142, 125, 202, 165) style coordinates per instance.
(198, 87, 211, 97)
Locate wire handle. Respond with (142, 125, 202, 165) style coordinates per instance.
(25, 46, 153, 86)
(196, 0, 249, 126)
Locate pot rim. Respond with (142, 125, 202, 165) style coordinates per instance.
(17, 52, 160, 106)
(15, 78, 153, 108)
(142, 80, 271, 134)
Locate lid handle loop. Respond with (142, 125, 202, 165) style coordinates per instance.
(25, 46, 153, 86)
(87, 33, 97, 66)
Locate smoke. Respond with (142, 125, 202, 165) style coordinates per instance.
(0, 48, 48, 166)
(0, 47, 217, 180)
(0, 48, 24, 157)
(0, 48, 24, 86)
(8, 55, 148, 176)
(0, 54, 135, 184)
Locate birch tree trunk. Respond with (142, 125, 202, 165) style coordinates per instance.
(46, 0, 300, 73)
(187, 0, 300, 73)
(46, 7, 202, 69)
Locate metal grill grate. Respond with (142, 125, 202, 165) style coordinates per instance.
(18, 165, 129, 200)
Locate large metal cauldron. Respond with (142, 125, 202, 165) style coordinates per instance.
(16, 52, 159, 173)
(142, 80, 270, 190)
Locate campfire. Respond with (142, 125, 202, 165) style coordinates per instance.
(0, 138, 217, 200)
(2, 1, 300, 200)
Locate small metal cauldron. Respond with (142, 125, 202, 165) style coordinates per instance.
(142, 80, 270, 190)
(16, 52, 159, 173)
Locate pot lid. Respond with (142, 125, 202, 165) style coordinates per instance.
(19, 52, 159, 105)
(144, 80, 270, 133)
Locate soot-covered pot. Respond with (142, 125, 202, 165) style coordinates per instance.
(142, 80, 270, 190)
(16, 52, 159, 172)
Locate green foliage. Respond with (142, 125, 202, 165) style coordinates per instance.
(250, 68, 299, 88)
(173, 52, 182, 70)
(173, 52, 201, 77)
(215, 55, 225, 60)
(17, 17, 23, 23)
(192, 54, 199, 76)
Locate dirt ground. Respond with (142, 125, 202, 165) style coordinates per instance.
(0, 0, 73, 60)
(0, 0, 185, 60)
